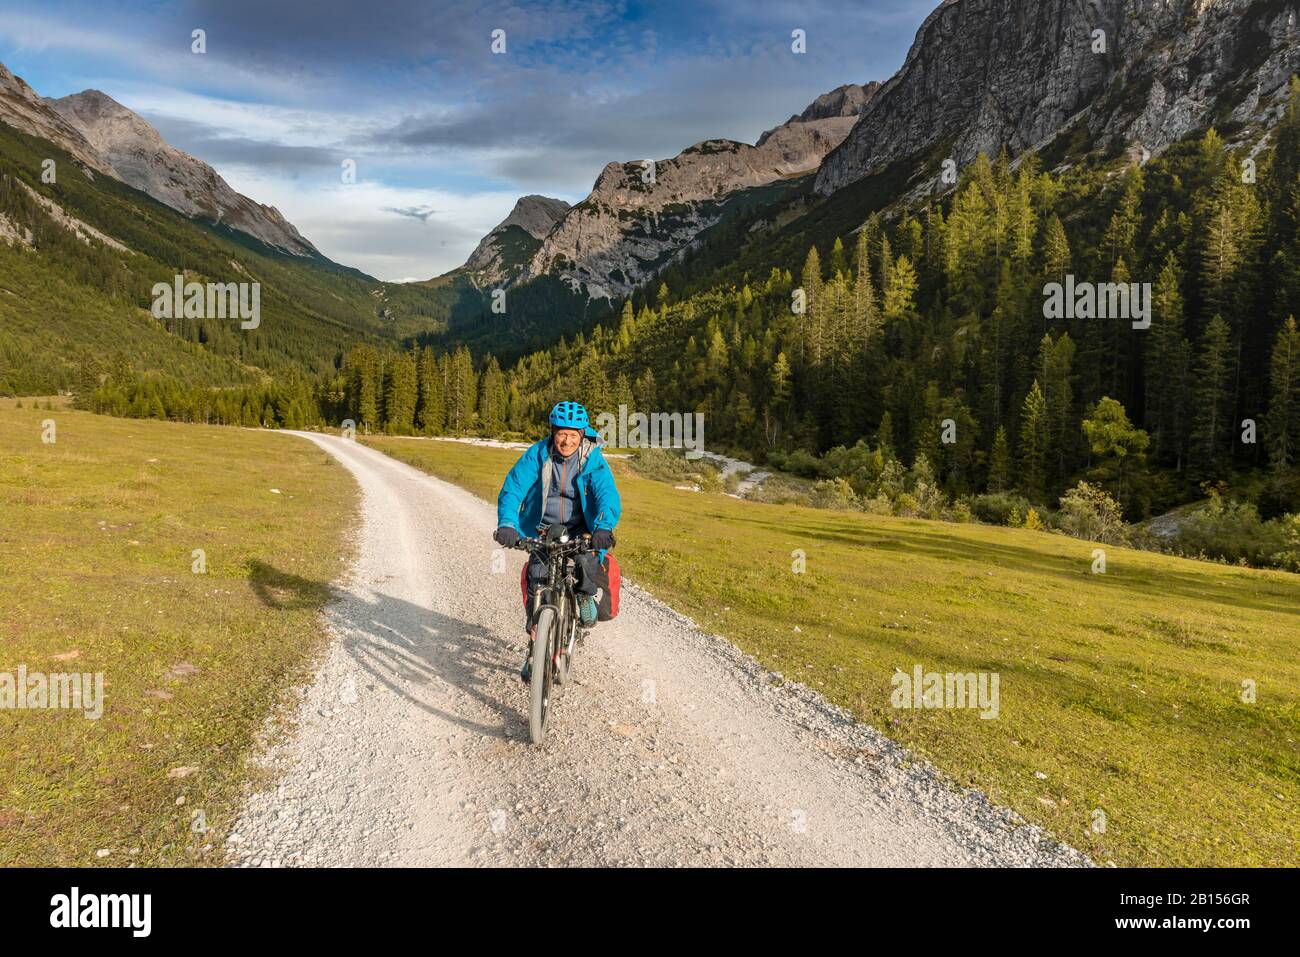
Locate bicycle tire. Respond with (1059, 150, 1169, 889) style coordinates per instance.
(529, 605, 557, 745)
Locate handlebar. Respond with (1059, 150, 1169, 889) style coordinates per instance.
(511, 532, 595, 554)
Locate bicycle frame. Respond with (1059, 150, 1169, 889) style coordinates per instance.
(522, 530, 591, 672)
(511, 528, 594, 744)
(532, 549, 581, 651)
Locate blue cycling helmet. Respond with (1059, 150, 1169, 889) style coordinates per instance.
(549, 400, 597, 437)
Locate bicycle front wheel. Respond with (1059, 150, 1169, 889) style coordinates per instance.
(529, 606, 558, 745)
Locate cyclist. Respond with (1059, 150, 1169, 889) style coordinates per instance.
(494, 401, 620, 681)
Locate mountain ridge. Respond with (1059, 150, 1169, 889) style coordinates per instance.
(48, 88, 319, 257)
(513, 82, 878, 299)
(459, 194, 570, 286)
(0, 61, 322, 258)
(815, 0, 1300, 195)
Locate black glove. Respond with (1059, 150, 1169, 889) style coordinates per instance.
(494, 526, 520, 548)
(591, 529, 616, 550)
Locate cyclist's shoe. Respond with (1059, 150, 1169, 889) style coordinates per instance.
(579, 595, 598, 628)
(520, 637, 533, 683)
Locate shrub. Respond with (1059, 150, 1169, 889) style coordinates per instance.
(1023, 507, 1046, 531)
(820, 440, 883, 495)
(749, 477, 811, 506)
(1169, 494, 1289, 567)
(1056, 481, 1128, 544)
(777, 448, 824, 479)
(809, 477, 859, 510)
(862, 493, 894, 515)
(894, 491, 920, 516)
(948, 499, 974, 523)
(970, 492, 1032, 526)
(629, 447, 721, 486)
(1271, 513, 1300, 572)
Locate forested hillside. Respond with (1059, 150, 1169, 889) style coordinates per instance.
(0, 119, 417, 396)
(122, 83, 1299, 535)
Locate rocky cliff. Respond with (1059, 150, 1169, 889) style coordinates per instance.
(461, 194, 570, 285)
(521, 83, 877, 299)
(816, 0, 1300, 195)
(0, 63, 111, 176)
(48, 89, 317, 257)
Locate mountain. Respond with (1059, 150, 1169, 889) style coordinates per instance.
(0, 62, 111, 176)
(816, 0, 1300, 196)
(517, 82, 877, 300)
(0, 96, 408, 395)
(460, 194, 570, 286)
(48, 90, 318, 257)
(756, 82, 880, 145)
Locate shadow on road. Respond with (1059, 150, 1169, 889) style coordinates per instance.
(247, 560, 527, 741)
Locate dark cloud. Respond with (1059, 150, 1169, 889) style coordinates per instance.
(179, 0, 625, 75)
(143, 113, 340, 173)
(370, 47, 874, 192)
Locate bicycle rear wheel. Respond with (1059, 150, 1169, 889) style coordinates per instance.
(529, 606, 557, 745)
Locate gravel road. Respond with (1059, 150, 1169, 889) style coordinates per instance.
(226, 432, 1090, 868)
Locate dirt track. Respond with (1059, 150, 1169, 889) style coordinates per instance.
(226, 432, 1089, 867)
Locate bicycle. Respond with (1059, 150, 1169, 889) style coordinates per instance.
(510, 524, 595, 745)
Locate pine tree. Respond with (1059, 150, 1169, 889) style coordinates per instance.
(801, 245, 824, 366)
(830, 237, 848, 278)
(883, 254, 918, 322)
(1267, 315, 1300, 471)
(348, 344, 381, 432)
(446, 346, 477, 431)
(1041, 214, 1071, 286)
(633, 368, 658, 410)
(877, 411, 896, 461)
(852, 228, 879, 338)
(1146, 254, 1190, 466)
(1190, 314, 1233, 479)
(1101, 165, 1143, 269)
(477, 356, 507, 435)
(1037, 332, 1075, 486)
(384, 351, 418, 434)
(988, 425, 1011, 492)
(416, 347, 445, 434)
(1018, 380, 1049, 501)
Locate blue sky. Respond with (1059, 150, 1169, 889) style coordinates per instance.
(0, 0, 937, 280)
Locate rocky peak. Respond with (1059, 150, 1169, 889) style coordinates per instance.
(50, 89, 166, 154)
(815, 0, 1300, 196)
(521, 84, 878, 299)
(497, 195, 571, 239)
(461, 194, 570, 283)
(0, 62, 110, 175)
(756, 82, 880, 146)
(48, 88, 318, 257)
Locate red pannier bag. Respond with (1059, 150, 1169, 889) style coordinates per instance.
(591, 553, 620, 621)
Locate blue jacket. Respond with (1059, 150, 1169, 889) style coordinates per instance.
(497, 438, 621, 554)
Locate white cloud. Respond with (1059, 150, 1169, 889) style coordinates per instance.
(218, 171, 526, 281)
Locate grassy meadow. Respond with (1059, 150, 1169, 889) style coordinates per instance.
(365, 435, 1300, 867)
(0, 401, 355, 865)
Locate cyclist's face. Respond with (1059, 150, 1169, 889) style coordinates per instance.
(553, 428, 581, 457)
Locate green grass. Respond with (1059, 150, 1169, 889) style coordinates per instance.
(0, 401, 356, 865)
(364, 435, 1300, 867)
